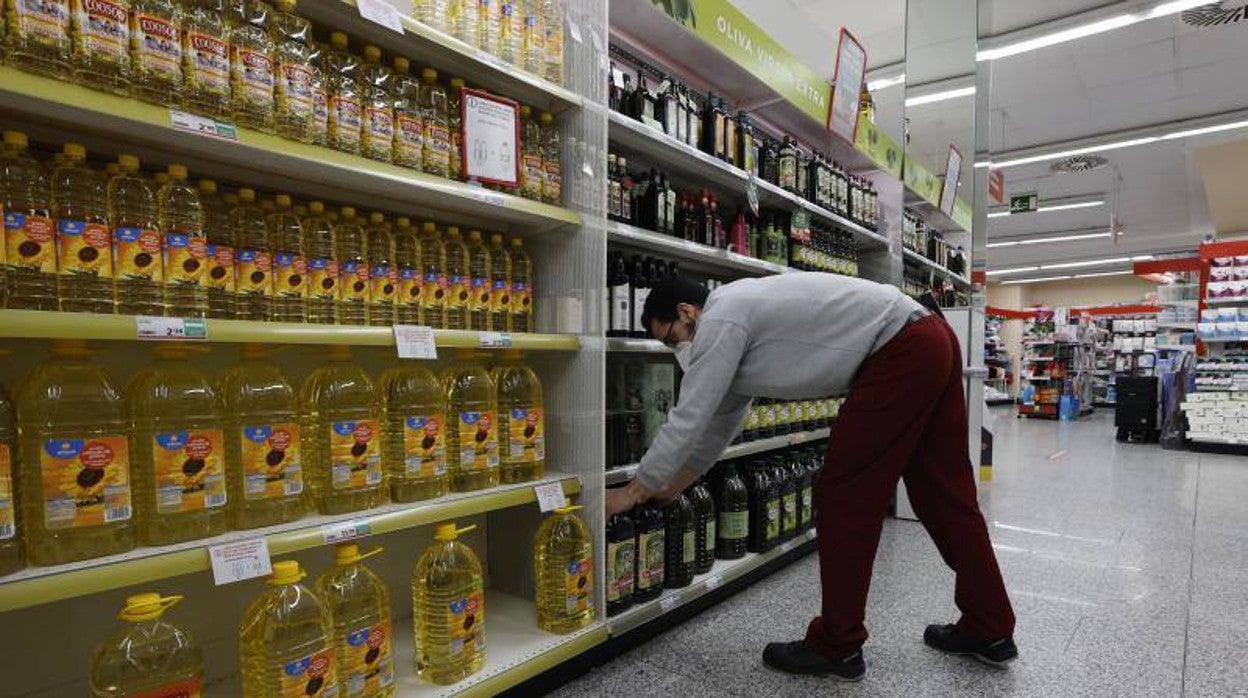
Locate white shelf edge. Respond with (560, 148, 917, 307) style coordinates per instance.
(607, 220, 793, 276)
(605, 427, 830, 486)
(901, 247, 971, 288)
(606, 337, 672, 353)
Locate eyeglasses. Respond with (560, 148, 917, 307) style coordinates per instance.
(659, 320, 680, 348)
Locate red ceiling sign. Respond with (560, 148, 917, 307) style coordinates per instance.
(988, 168, 1005, 205)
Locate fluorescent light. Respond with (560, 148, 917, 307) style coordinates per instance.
(904, 86, 976, 107)
(1000, 270, 1132, 284)
(994, 138, 1160, 168)
(1002, 275, 1073, 285)
(986, 266, 1040, 277)
(986, 231, 1112, 248)
(987, 211, 1010, 219)
(988, 200, 1106, 218)
(1160, 120, 1248, 140)
(867, 74, 906, 91)
(1072, 270, 1133, 279)
(1041, 256, 1131, 270)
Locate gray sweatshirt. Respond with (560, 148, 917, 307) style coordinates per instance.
(634, 272, 925, 491)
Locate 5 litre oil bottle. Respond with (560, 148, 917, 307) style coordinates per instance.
(534, 504, 594, 633)
(744, 460, 778, 553)
(240, 560, 340, 698)
(381, 362, 448, 503)
(632, 504, 664, 602)
(51, 142, 113, 314)
(605, 507, 635, 616)
(493, 352, 544, 484)
(303, 201, 339, 324)
(412, 522, 486, 685)
(316, 544, 396, 698)
(158, 164, 208, 317)
(90, 593, 204, 697)
(714, 461, 748, 560)
(443, 352, 500, 492)
(662, 493, 694, 589)
(2, 130, 57, 311)
(302, 346, 385, 514)
(0, 378, 23, 575)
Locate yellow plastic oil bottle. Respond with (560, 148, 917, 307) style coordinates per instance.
(269, 193, 308, 322)
(302, 346, 386, 515)
(466, 230, 491, 331)
(5, 0, 72, 77)
(494, 351, 544, 483)
(199, 178, 235, 319)
(452, 0, 477, 46)
(230, 0, 277, 132)
(412, 522, 485, 685)
(360, 45, 395, 163)
(240, 560, 340, 698)
(542, 0, 563, 84)
(181, 0, 231, 119)
(272, 0, 316, 142)
(335, 206, 369, 326)
(129, 0, 183, 106)
(220, 344, 306, 529)
(158, 164, 209, 318)
(534, 505, 594, 633)
(539, 112, 561, 205)
(51, 142, 114, 314)
(18, 340, 136, 565)
(232, 187, 274, 321)
(0, 377, 23, 575)
(519, 107, 543, 201)
(307, 36, 331, 146)
(365, 212, 396, 327)
(475, 0, 499, 56)
(381, 362, 448, 502)
(418, 221, 447, 329)
(487, 233, 510, 331)
(90, 593, 204, 697)
(2, 130, 58, 311)
(448, 77, 466, 180)
(498, 0, 522, 65)
(109, 154, 164, 316)
(326, 31, 363, 155)
(316, 544, 396, 698)
(72, 0, 131, 95)
(508, 237, 532, 332)
(392, 57, 425, 171)
(394, 216, 423, 324)
(129, 344, 227, 545)
(413, 0, 448, 32)
(443, 351, 499, 492)
(443, 226, 469, 330)
(521, 0, 544, 76)
(418, 68, 451, 178)
(303, 200, 339, 324)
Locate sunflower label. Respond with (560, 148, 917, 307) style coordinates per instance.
(153, 429, 226, 513)
(40, 435, 132, 529)
(329, 420, 382, 490)
(240, 424, 302, 500)
(402, 415, 446, 476)
(456, 410, 498, 471)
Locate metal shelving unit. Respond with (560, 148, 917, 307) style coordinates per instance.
(606, 427, 830, 486)
(607, 220, 793, 277)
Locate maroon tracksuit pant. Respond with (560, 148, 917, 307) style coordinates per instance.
(804, 314, 1015, 657)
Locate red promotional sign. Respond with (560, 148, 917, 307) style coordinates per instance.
(988, 168, 1005, 205)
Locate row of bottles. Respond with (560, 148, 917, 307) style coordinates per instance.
(414, 0, 566, 85)
(789, 221, 860, 277)
(902, 211, 930, 258)
(605, 252, 678, 339)
(0, 135, 537, 331)
(0, 342, 544, 571)
(604, 443, 823, 616)
(733, 397, 841, 444)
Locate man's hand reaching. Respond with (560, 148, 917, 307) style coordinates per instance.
(605, 478, 652, 517)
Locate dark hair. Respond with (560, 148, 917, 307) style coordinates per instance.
(640, 275, 710, 336)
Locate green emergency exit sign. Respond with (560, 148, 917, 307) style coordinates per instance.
(1009, 193, 1038, 214)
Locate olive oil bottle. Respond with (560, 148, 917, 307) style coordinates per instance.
(605, 509, 635, 616)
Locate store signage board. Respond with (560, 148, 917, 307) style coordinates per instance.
(461, 88, 520, 188)
(394, 324, 438, 359)
(1010, 192, 1039, 214)
(828, 28, 867, 145)
(939, 145, 963, 215)
(953, 197, 973, 232)
(988, 168, 1005, 204)
(357, 0, 405, 34)
(209, 538, 272, 585)
(905, 155, 942, 207)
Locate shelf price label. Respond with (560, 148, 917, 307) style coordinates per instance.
(169, 110, 238, 141)
(659, 593, 680, 613)
(479, 332, 512, 349)
(208, 538, 272, 585)
(394, 324, 438, 359)
(534, 481, 567, 512)
(136, 316, 208, 341)
(321, 519, 374, 544)
(357, 0, 405, 33)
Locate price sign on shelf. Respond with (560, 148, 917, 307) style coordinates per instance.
(534, 481, 567, 512)
(479, 332, 513, 349)
(208, 538, 271, 585)
(136, 316, 208, 341)
(321, 519, 373, 545)
(394, 324, 438, 359)
(169, 110, 238, 141)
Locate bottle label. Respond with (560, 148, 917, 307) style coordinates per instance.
(447, 273, 468, 311)
(640, 529, 664, 589)
(457, 410, 499, 471)
(205, 243, 235, 292)
(234, 48, 275, 106)
(364, 106, 395, 156)
(131, 677, 202, 698)
(340, 260, 369, 302)
(703, 519, 716, 553)
(308, 257, 338, 300)
(718, 510, 747, 540)
(682, 529, 695, 564)
(403, 414, 446, 477)
(631, 288, 649, 335)
(5, 212, 56, 273)
(765, 499, 780, 541)
(133, 13, 181, 80)
(240, 424, 302, 501)
(235, 248, 273, 296)
(14, 0, 69, 42)
(342, 622, 394, 696)
(395, 112, 425, 165)
(783, 493, 797, 532)
(56, 219, 112, 277)
(511, 280, 531, 319)
(331, 96, 363, 150)
(522, 154, 544, 198)
(76, 0, 129, 64)
(274, 252, 308, 298)
(447, 593, 485, 659)
(564, 557, 593, 615)
(164, 232, 209, 286)
(369, 264, 395, 303)
(397, 266, 422, 306)
(605, 539, 634, 602)
(311, 86, 329, 142)
(113, 226, 164, 282)
(40, 436, 132, 529)
(152, 429, 226, 514)
(279, 648, 337, 698)
(801, 487, 813, 524)
(507, 406, 544, 462)
(469, 275, 490, 313)
(490, 277, 509, 315)
(329, 419, 382, 490)
(424, 124, 451, 171)
(185, 31, 229, 94)
(609, 284, 630, 333)
(543, 162, 561, 201)
(0, 444, 14, 540)
(277, 62, 315, 123)
(421, 270, 446, 310)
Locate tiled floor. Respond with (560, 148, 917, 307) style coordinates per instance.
(549, 408, 1247, 696)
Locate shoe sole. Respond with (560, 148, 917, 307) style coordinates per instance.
(761, 656, 865, 682)
(924, 640, 1017, 669)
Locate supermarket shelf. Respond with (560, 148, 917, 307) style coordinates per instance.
(0, 66, 580, 235)
(0, 310, 582, 350)
(606, 337, 672, 353)
(605, 427, 830, 485)
(901, 247, 972, 288)
(904, 193, 966, 234)
(390, 593, 607, 698)
(1157, 299, 1201, 307)
(607, 528, 818, 635)
(1157, 322, 1198, 330)
(1156, 344, 1198, 351)
(1203, 297, 1248, 305)
(0, 472, 581, 612)
(1200, 338, 1248, 344)
(1188, 434, 1248, 446)
(607, 221, 792, 276)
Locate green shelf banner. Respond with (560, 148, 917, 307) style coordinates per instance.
(953, 197, 973, 232)
(904, 154, 942, 207)
(853, 119, 903, 179)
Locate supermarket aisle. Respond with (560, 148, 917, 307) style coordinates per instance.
(551, 408, 1247, 697)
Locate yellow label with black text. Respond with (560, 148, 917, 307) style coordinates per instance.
(369, 264, 395, 303)
(277, 647, 337, 698)
(274, 252, 308, 298)
(40, 435, 132, 529)
(447, 593, 484, 660)
(153, 429, 226, 514)
(57, 220, 112, 277)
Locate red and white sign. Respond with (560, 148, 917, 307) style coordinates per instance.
(988, 168, 1005, 205)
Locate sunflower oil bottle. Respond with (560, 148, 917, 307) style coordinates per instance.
(360, 45, 395, 163)
(474, 0, 499, 56)
(271, 0, 316, 142)
(520, 0, 543, 76)
(365, 212, 395, 327)
(220, 345, 305, 529)
(392, 57, 425, 170)
(413, 0, 447, 32)
(230, 188, 273, 320)
(18, 340, 135, 565)
(304, 200, 338, 324)
(443, 352, 499, 492)
(381, 363, 447, 503)
(335, 206, 368, 325)
(486, 234, 509, 331)
(519, 106, 543, 201)
(129, 0, 182, 106)
(534, 505, 594, 633)
(72, 0, 132, 95)
(508, 237, 532, 332)
(2, 131, 57, 311)
(0, 380, 23, 575)
(452, 0, 477, 46)
(542, 0, 563, 84)
(302, 346, 385, 514)
(317, 544, 395, 698)
(307, 38, 330, 145)
(240, 560, 339, 698)
(269, 193, 307, 322)
(443, 226, 468, 330)
(181, 0, 231, 119)
(326, 31, 363, 155)
(51, 143, 114, 314)
(412, 522, 485, 685)
(419, 221, 446, 328)
(494, 353, 544, 484)
(394, 216, 422, 324)
(5, 0, 71, 77)
(230, 0, 276, 132)
(418, 68, 451, 178)
(465, 230, 491, 330)
(539, 111, 561, 205)
(448, 77, 465, 179)
(158, 164, 209, 317)
(498, 0, 521, 65)
(109, 154, 164, 316)
(199, 178, 235, 318)
(90, 593, 204, 697)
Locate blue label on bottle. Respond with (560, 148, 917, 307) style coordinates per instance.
(166, 233, 189, 249)
(332, 421, 357, 436)
(308, 257, 330, 270)
(244, 425, 272, 443)
(237, 248, 258, 262)
(406, 416, 427, 429)
(44, 439, 84, 459)
(460, 411, 481, 425)
(57, 220, 84, 236)
(115, 226, 143, 242)
(284, 656, 311, 676)
(155, 431, 190, 450)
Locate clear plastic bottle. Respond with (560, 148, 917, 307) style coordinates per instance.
(465, 229, 491, 331)
(534, 505, 593, 633)
(448, 77, 465, 180)
(392, 57, 425, 170)
(5, 0, 71, 77)
(418, 221, 446, 328)
(307, 38, 330, 146)
(268, 193, 307, 322)
(18, 340, 136, 565)
(326, 31, 362, 155)
(301, 346, 386, 515)
(0, 380, 23, 575)
(108, 153, 164, 316)
(181, 0, 231, 119)
(271, 0, 316, 142)
(381, 363, 448, 503)
(539, 112, 561, 205)
(230, 0, 276, 132)
(365, 211, 395, 327)
(220, 345, 305, 529)
(452, 0, 477, 46)
(72, 0, 132, 95)
(519, 107, 543, 201)
(541, 0, 562, 84)
(443, 352, 499, 492)
(394, 216, 422, 324)
(413, 0, 448, 33)
(231, 187, 273, 321)
(199, 178, 234, 318)
(412, 522, 485, 685)
(240, 560, 339, 698)
(360, 45, 395, 163)
(486, 233, 509, 331)
(317, 544, 396, 698)
(158, 164, 208, 317)
(51, 142, 114, 314)
(335, 206, 368, 325)
(90, 593, 204, 698)
(494, 353, 544, 484)
(303, 200, 338, 324)
(2, 131, 58, 311)
(507, 237, 532, 332)
(443, 226, 468, 330)
(475, 0, 498, 55)
(129, 0, 182, 106)
(128, 345, 226, 545)
(520, 0, 543, 75)
(418, 68, 451, 178)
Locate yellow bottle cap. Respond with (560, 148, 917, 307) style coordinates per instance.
(334, 543, 383, 566)
(447, 226, 460, 237)
(421, 67, 438, 82)
(119, 593, 182, 622)
(510, 238, 523, 247)
(540, 112, 553, 124)
(268, 560, 306, 585)
(468, 229, 482, 241)
(63, 142, 86, 159)
(520, 105, 532, 118)
(167, 164, 188, 180)
(422, 221, 436, 234)
(394, 56, 410, 73)
(2, 130, 28, 147)
(489, 233, 503, 244)
(433, 523, 477, 542)
(450, 77, 465, 89)
(341, 206, 357, 219)
(238, 187, 257, 202)
(198, 179, 218, 194)
(364, 45, 381, 63)
(105, 163, 120, 177)
(275, 194, 293, 208)
(369, 212, 385, 224)
(330, 31, 348, 49)
(554, 504, 583, 515)
(397, 216, 411, 228)
(309, 200, 325, 214)
(118, 154, 140, 172)
(293, 204, 307, 217)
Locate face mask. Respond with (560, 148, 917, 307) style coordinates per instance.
(673, 341, 693, 370)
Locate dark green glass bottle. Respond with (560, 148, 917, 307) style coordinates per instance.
(663, 494, 695, 589)
(688, 478, 716, 574)
(714, 462, 749, 559)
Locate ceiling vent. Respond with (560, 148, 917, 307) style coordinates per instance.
(1050, 155, 1109, 173)
(1181, 2, 1248, 26)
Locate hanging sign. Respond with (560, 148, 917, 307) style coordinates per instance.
(828, 28, 867, 145)
(939, 145, 963, 215)
(988, 168, 1005, 204)
(1010, 192, 1038, 214)
(461, 88, 520, 187)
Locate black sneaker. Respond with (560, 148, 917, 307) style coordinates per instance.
(762, 640, 866, 681)
(923, 624, 1018, 667)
